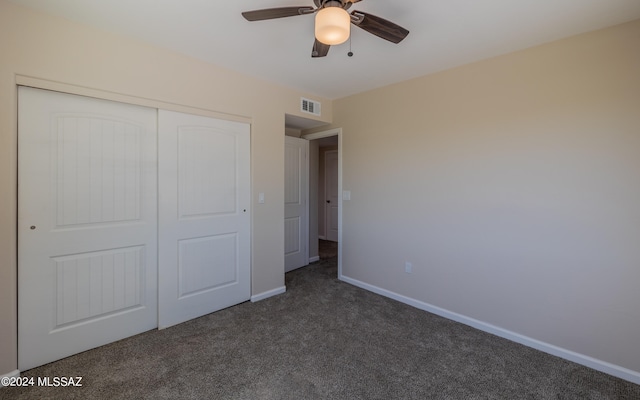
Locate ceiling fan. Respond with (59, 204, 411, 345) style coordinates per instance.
(242, 0, 409, 58)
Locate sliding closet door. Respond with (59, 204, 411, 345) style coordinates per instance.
(18, 87, 158, 370)
(158, 110, 251, 329)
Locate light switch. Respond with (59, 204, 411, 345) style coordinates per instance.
(258, 192, 265, 204)
(343, 190, 351, 201)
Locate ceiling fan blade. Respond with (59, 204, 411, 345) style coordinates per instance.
(242, 7, 314, 21)
(312, 39, 330, 58)
(351, 11, 409, 44)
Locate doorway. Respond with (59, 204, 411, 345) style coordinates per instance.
(303, 128, 343, 277)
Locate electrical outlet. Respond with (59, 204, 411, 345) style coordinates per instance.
(405, 262, 413, 274)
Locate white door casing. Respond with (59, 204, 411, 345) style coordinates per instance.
(325, 150, 339, 242)
(158, 110, 251, 329)
(284, 136, 309, 272)
(18, 87, 158, 370)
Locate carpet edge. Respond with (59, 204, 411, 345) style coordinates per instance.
(339, 274, 640, 386)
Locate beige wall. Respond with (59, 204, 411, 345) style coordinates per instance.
(0, 1, 331, 375)
(333, 20, 640, 375)
(285, 127, 302, 137)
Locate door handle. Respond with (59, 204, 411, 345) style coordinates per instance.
(326, 200, 330, 203)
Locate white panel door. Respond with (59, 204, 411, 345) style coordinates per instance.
(284, 136, 309, 272)
(18, 87, 158, 370)
(158, 110, 250, 329)
(325, 150, 339, 242)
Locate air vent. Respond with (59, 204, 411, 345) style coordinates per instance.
(301, 97, 321, 116)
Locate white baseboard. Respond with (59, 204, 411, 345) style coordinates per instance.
(339, 275, 640, 385)
(250, 286, 286, 302)
(309, 256, 320, 263)
(1, 370, 20, 388)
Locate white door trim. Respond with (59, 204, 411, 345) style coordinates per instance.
(16, 76, 252, 126)
(302, 128, 343, 279)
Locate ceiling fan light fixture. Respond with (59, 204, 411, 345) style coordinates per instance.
(315, 7, 350, 45)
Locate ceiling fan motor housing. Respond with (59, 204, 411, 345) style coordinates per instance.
(320, 1, 347, 9)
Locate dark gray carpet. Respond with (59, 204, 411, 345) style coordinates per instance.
(2, 257, 639, 399)
(319, 239, 337, 259)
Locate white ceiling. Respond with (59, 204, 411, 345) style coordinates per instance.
(9, 0, 640, 100)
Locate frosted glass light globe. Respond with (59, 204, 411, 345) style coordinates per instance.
(315, 7, 350, 45)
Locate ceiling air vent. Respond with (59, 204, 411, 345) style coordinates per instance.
(301, 97, 321, 116)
